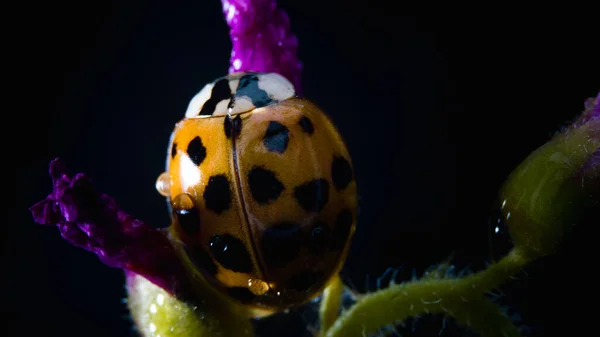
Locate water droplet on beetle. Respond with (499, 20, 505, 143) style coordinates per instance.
(155, 172, 170, 197)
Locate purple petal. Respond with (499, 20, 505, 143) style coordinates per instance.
(221, 0, 303, 93)
(573, 93, 600, 179)
(575, 91, 600, 127)
(30, 158, 188, 294)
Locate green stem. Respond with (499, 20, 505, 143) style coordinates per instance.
(457, 247, 531, 296)
(319, 274, 344, 337)
(325, 247, 531, 337)
(451, 297, 522, 337)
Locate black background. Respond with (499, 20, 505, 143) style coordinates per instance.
(6, 0, 599, 336)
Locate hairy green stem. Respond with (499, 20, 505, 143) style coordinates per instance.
(325, 247, 530, 337)
(450, 297, 522, 337)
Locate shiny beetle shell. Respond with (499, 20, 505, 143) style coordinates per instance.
(158, 72, 357, 314)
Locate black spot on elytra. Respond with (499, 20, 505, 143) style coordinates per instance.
(298, 116, 314, 135)
(308, 222, 331, 255)
(331, 156, 353, 190)
(331, 209, 353, 251)
(288, 270, 324, 292)
(187, 136, 207, 166)
(228, 287, 256, 302)
(224, 114, 242, 138)
(248, 167, 285, 204)
(186, 245, 218, 276)
(172, 194, 200, 236)
(175, 208, 201, 236)
(263, 121, 289, 154)
(209, 234, 253, 273)
(203, 175, 232, 214)
(199, 79, 232, 116)
(262, 222, 303, 268)
(171, 142, 177, 159)
(294, 179, 329, 212)
(234, 74, 273, 108)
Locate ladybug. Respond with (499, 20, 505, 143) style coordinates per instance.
(155, 72, 357, 316)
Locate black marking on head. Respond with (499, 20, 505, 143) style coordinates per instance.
(331, 209, 353, 251)
(171, 142, 178, 159)
(288, 270, 324, 292)
(224, 114, 242, 139)
(294, 179, 329, 213)
(187, 136, 207, 166)
(233, 74, 273, 108)
(263, 121, 289, 154)
(209, 234, 253, 273)
(203, 175, 232, 214)
(331, 156, 353, 190)
(308, 221, 331, 255)
(186, 245, 218, 276)
(298, 116, 314, 135)
(172, 196, 201, 236)
(247, 167, 285, 204)
(199, 79, 232, 116)
(228, 287, 256, 302)
(262, 222, 303, 268)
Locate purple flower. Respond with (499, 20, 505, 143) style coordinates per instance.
(30, 158, 188, 295)
(574, 91, 600, 128)
(221, 0, 303, 92)
(575, 92, 600, 178)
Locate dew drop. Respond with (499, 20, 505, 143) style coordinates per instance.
(247, 278, 270, 295)
(155, 172, 170, 197)
(156, 294, 164, 306)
